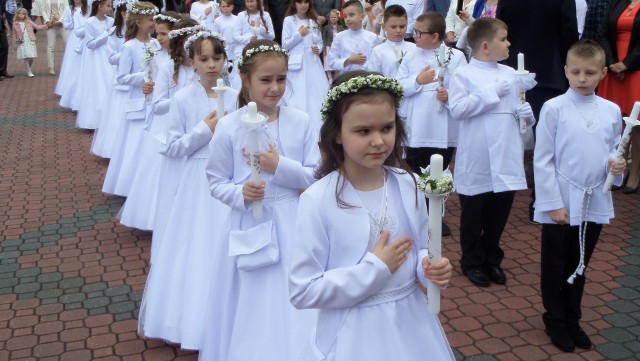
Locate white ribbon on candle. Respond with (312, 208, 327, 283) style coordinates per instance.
(515, 52, 529, 134)
(426, 154, 443, 314)
(212, 78, 226, 118)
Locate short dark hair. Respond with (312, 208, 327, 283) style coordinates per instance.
(342, 0, 363, 13)
(467, 17, 508, 52)
(416, 11, 445, 41)
(567, 39, 606, 68)
(383, 4, 407, 23)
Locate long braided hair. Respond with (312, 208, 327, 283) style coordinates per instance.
(169, 18, 200, 85)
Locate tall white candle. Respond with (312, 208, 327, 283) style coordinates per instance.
(438, 43, 446, 63)
(427, 154, 443, 314)
(243, 102, 263, 219)
(603, 101, 640, 192)
(213, 78, 226, 118)
(517, 53, 525, 73)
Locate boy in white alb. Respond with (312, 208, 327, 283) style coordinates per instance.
(398, 11, 466, 237)
(448, 18, 536, 288)
(328, 0, 379, 74)
(369, 5, 415, 78)
(534, 39, 626, 353)
(213, 0, 237, 64)
(384, 0, 425, 41)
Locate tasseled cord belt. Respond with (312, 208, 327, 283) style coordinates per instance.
(555, 169, 606, 285)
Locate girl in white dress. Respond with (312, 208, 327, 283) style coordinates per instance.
(281, 0, 328, 131)
(90, 0, 128, 158)
(74, 0, 114, 130)
(55, 0, 89, 104)
(12, 8, 48, 77)
(102, 1, 160, 197)
(117, 11, 181, 230)
(229, 0, 274, 89)
(288, 71, 455, 361)
(138, 30, 238, 350)
(190, 0, 219, 31)
(147, 20, 201, 261)
(199, 39, 319, 361)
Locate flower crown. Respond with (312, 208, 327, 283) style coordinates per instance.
(168, 25, 206, 40)
(127, 2, 159, 15)
(321, 75, 403, 118)
(153, 14, 178, 23)
(237, 44, 288, 70)
(183, 30, 225, 51)
(112, 0, 131, 8)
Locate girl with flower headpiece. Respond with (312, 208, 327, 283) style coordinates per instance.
(138, 29, 239, 350)
(281, 0, 328, 132)
(102, 1, 160, 196)
(90, 0, 130, 158)
(288, 70, 455, 361)
(198, 39, 318, 361)
(228, 0, 274, 89)
(56, 0, 89, 109)
(73, 0, 113, 129)
(117, 11, 182, 230)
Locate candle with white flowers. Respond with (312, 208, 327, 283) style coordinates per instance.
(417, 154, 454, 314)
(242, 102, 267, 219)
(212, 78, 226, 118)
(515, 52, 529, 134)
(602, 101, 640, 192)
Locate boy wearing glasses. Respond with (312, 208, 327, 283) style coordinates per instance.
(369, 5, 415, 78)
(448, 18, 536, 288)
(397, 11, 466, 236)
(327, 0, 380, 74)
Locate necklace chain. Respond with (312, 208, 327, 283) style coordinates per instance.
(571, 99, 599, 133)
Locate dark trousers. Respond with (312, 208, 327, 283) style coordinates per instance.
(0, 29, 8, 75)
(458, 191, 515, 271)
(404, 146, 455, 174)
(541, 222, 601, 330)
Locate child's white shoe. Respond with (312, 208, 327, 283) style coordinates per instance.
(27, 72, 34, 78)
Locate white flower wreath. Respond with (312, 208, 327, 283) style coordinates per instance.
(168, 25, 206, 40)
(127, 2, 159, 15)
(183, 30, 226, 51)
(320, 74, 403, 118)
(153, 14, 178, 23)
(417, 171, 454, 196)
(237, 44, 288, 70)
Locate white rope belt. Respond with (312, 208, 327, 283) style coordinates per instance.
(555, 169, 605, 284)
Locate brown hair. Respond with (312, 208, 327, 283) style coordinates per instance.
(382, 4, 407, 23)
(342, 0, 363, 13)
(285, 0, 318, 22)
(113, 3, 127, 38)
(567, 39, 606, 68)
(125, 2, 157, 41)
(467, 17, 507, 52)
(316, 71, 416, 208)
(237, 40, 288, 107)
(70, 0, 89, 17)
(169, 18, 200, 84)
(220, 0, 234, 6)
(416, 11, 445, 41)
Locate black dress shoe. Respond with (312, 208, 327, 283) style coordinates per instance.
(622, 185, 639, 194)
(546, 327, 575, 352)
(1, 73, 14, 78)
(485, 265, 507, 285)
(567, 324, 592, 349)
(442, 221, 451, 237)
(464, 267, 490, 287)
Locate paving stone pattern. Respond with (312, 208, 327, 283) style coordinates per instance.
(1, 33, 639, 361)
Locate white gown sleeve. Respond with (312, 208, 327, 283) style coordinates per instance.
(62, 8, 73, 30)
(328, 33, 346, 71)
(269, 117, 319, 189)
(151, 64, 173, 116)
(116, 44, 146, 86)
(289, 191, 392, 309)
(281, 16, 303, 50)
(533, 103, 565, 212)
(163, 97, 214, 158)
(448, 70, 501, 120)
(85, 20, 109, 49)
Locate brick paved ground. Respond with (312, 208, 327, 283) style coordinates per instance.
(1, 33, 639, 361)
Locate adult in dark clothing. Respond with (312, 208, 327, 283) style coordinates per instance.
(497, 0, 579, 225)
(265, 0, 288, 43)
(0, 0, 15, 80)
(583, 0, 612, 40)
(427, 0, 451, 17)
(314, 0, 341, 25)
(22, 0, 33, 16)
